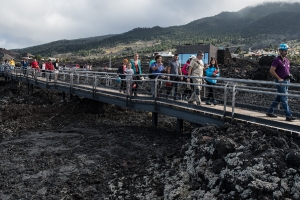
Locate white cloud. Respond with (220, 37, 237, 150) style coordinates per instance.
(0, 0, 296, 49)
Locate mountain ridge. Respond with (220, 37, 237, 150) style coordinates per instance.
(10, 2, 300, 57)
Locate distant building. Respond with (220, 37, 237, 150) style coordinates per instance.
(176, 44, 219, 64)
(155, 52, 174, 57)
(48, 57, 57, 61)
(21, 53, 34, 59)
(217, 48, 232, 64)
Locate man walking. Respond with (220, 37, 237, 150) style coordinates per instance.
(21, 59, 28, 75)
(166, 54, 183, 100)
(187, 51, 204, 105)
(266, 43, 296, 121)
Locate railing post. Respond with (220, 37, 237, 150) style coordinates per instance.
(27, 83, 30, 95)
(152, 112, 158, 127)
(223, 82, 229, 120)
(105, 73, 109, 86)
(62, 92, 66, 101)
(127, 77, 133, 107)
(93, 75, 97, 98)
(231, 83, 237, 124)
(176, 118, 184, 133)
(70, 73, 74, 95)
(54, 71, 58, 82)
(154, 77, 158, 98)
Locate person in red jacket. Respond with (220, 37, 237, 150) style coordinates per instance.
(30, 59, 39, 69)
(30, 58, 40, 76)
(45, 59, 55, 81)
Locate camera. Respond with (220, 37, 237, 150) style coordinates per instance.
(285, 74, 295, 82)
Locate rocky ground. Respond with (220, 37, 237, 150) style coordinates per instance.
(0, 62, 300, 199)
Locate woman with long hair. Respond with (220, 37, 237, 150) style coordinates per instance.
(205, 57, 220, 105)
(117, 59, 128, 93)
(129, 53, 142, 96)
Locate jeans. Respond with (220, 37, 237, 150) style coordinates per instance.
(267, 80, 292, 117)
(166, 76, 179, 99)
(188, 77, 202, 103)
(206, 81, 215, 101)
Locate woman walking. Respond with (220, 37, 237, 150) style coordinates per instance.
(205, 57, 220, 105)
(129, 53, 142, 96)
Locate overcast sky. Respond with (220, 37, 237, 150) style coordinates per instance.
(0, 0, 296, 49)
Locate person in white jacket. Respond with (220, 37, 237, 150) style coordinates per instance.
(125, 62, 134, 96)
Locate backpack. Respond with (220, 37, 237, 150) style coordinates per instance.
(148, 65, 155, 79)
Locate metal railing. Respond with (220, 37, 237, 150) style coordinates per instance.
(4, 67, 300, 122)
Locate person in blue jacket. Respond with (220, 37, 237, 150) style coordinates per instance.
(21, 59, 29, 75)
(205, 57, 220, 105)
(129, 53, 142, 96)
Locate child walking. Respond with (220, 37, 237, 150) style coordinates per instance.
(125, 62, 134, 95)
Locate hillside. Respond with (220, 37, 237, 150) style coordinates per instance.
(11, 34, 116, 56)
(11, 2, 300, 57)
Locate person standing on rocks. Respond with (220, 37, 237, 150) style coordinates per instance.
(266, 43, 296, 121)
(129, 53, 142, 96)
(187, 51, 205, 105)
(205, 57, 220, 105)
(166, 54, 183, 100)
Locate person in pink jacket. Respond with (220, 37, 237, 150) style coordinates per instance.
(182, 55, 196, 100)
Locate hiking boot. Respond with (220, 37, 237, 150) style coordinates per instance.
(286, 116, 296, 121)
(213, 100, 218, 105)
(188, 101, 196, 105)
(266, 113, 277, 118)
(206, 100, 211, 105)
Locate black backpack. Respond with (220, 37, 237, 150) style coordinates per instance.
(148, 65, 155, 79)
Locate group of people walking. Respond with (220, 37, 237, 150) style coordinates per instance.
(117, 54, 142, 96)
(20, 58, 59, 80)
(117, 51, 220, 106)
(116, 43, 296, 122)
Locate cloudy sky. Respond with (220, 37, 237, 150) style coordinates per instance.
(0, 0, 296, 49)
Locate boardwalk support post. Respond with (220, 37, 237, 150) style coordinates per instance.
(30, 84, 33, 95)
(62, 92, 66, 101)
(152, 112, 158, 127)
(176, 118, 183, 133)
(27, 83, 30, 95)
